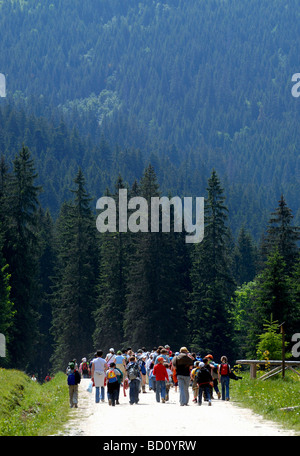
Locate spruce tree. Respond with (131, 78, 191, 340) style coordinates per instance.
(233, 225, 257, 286)
(3, 146, 41, 370)
(189, 170, 236, 359)
(51, 169, 98, 371)
(124, 165, 187, 350)
(93, 175, 129, 354)
(35, 208, 56, 378)
(262, 195, 299, 273)
(251, 249, 291, 345)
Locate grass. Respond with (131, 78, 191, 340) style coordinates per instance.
(0, 368, 71, 436)
(230, 367, 300, 435)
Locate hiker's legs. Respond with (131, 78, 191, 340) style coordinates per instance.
(156, 380, 162, 402)
(221, 376, 230, 400)
(129, 379, 139, 404)
(100, 386, 105, 401)
(69, 385, 78, 407)
(161, 381, 166, 400)
(204, 386, 211, 404)
(177, 375, 190, 405)
(198, 386, 203, 405)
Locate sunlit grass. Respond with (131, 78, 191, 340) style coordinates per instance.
(230, 368, 300, 434)
(0, 369, 70, 436)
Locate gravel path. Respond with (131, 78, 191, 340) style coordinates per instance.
(58, 378, 297, 437)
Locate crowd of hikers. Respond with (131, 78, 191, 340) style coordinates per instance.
(66, 345, 242, 408)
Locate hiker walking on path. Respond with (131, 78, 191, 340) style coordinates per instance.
(172, 347, 194, 406)
(105, 348, 116, 367)
(115, 350, 127, 379)
(126, 355, 141, 405)
(218, 355, 231, 401)
(196, 360, 213, 406)
(91, 350, 107, 403)
(79, 357, 89, 378)
(67, 361, 81, 408)
(106, 362, 122, 406)
(152, 356, 169, 403)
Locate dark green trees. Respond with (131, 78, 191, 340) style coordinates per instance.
(51, 169, 98, 370)
(262, 195, 300, 274)
(123, 165, 188, 350)
(93, 176, 129, 354)
(233, 226, 257, 286)
(189, 170, 236, 358)
(2, 147, 41, 370)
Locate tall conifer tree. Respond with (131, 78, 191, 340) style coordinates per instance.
(124, 165, 187, 350)
(3, 146, 41, 370)
(262, 195, 299, 273)
(51, 169, 98, 370)
(189, 170, 236, 359)
(93, 175, 129, 354)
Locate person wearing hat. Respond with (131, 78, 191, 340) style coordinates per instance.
(172, 347, 194, 406)
(105, 348, 116, 367)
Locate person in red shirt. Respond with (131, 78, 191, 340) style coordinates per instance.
(153, 357, 169, 403)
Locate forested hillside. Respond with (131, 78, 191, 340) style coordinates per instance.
(0, 0, 299, 237)
(0, 0, 299, 377)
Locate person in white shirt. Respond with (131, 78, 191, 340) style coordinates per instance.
(91, 350, 107, 403)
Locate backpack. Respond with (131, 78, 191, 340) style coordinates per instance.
(82, 362, 88, 373)
(220, 363, 230, 376)
(68, 370, 81, 385)
(67, 371, 76, 385)
(107, 369, 118, 383)
(127, 363, 140, 380)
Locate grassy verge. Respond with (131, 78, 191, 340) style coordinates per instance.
(230, 368, 300, 435)
(0, 368, 71, 436)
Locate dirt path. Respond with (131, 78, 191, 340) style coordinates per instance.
(57, 378, 297, 437)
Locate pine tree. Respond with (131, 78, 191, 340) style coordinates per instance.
(262, 195, 299, 273)
(51, 168, 98, 371)
(3, 146, 42, 370)
(35, 208, 56, 378)
(233, 225, 257, 286)
(189, 170, 236, 359)
(124, 165, 187, 350)
(93, 175, 129, 354)
(252, 249, 291, 342)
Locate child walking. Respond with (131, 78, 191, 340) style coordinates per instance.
(106, 362, 121, 406)
(153, 357, 169, 403)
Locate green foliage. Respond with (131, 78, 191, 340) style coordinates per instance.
(0, 369, 70, 436)
(256, 317, 290, 361)
(0, 0, 299, 378)
(189, 170, 235, 358)
(0, 0, 299, 239)
(51, 169, 98, 370)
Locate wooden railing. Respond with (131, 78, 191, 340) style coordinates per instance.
(236, 360, 300, 380)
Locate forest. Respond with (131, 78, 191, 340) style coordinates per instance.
(0, 0, 299, 377)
